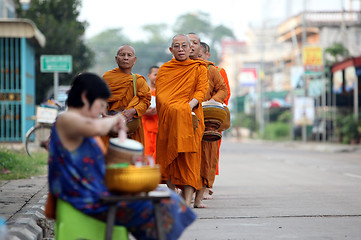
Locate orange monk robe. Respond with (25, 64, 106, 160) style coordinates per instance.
(200, 60, 228, 188)
(216, 67, 231, 105)
(216, 67, 231, 175)
(102, 68, 151, 148)
(156, 58, 208, 191)
(142, 90, 158, 157)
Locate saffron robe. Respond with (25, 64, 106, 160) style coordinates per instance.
(102, 68, 151, 147)
(142, 90, 158, 157)
(156, 58, 208, 190)
(216, 66, 231, 175)
(200, 60, 228, 188)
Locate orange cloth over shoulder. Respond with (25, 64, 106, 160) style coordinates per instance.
(102, 68, 151, 147)
(216, 66, 231, 105)
(215, 66, 231, 175)
(202, 60, 228, 103)
(156, 58, 208, 190)
(142, 90, 158, 156)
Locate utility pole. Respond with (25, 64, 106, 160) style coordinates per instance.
(301, 0, 308, 142)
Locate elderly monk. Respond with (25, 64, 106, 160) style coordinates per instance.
(102, 44, 151, 148)
(156, 34, 208, 206)
(142, 66, 159, 158)
(187, 34, 228, 208)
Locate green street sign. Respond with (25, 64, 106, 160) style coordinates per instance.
(40, 55, 72, 73)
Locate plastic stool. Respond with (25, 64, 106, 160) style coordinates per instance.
(55, 199, 128, 240)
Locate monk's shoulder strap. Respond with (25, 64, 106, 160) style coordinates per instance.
(217, 67, 223, 72)
(131, 73, 137, 97)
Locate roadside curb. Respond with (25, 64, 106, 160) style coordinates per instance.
(2, 176, 54, 240)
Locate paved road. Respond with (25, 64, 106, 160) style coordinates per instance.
(1, 139, 360, 239)
(180, 139, 361, 240)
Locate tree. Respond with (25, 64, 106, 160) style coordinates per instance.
(173, 11, 212, 38)
(86, 28, 130, 75)
(142, 23, 168, 43)
(324, 42, 350, 65)
(173, 12, 235, 64)
(14, 0, 94, 103)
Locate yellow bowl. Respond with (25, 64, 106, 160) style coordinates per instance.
(105, 165, 161, 193)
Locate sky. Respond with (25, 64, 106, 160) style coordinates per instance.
(79, 0, 358, 41)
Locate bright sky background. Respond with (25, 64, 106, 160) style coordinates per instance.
(79, 0, 359, 41)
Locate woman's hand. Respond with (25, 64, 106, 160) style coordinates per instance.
(111, 114, 128, 133)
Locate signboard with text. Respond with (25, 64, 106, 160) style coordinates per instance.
(302, 46, 323, 75)
(40, 55, 72, 73)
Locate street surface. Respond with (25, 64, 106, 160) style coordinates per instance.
(180, 138, 361, 240)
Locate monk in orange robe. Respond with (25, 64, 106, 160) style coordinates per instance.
(188, 35, 228, 208)
(142, 66, 159, 158)
(200, 42, 232, 200)
(102, 44, 151, 148)
(216, 66, 231, 170)
(156, 34, 208, 206)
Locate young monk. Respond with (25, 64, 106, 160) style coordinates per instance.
(102, 44, 151, 148)
(142, 66, 159, 159)
(47, 72, 197, 240)
(156, 34, 208, 206)
(187, 34, 228, 208)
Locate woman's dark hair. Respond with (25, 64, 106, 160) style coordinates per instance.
(66, 72, 111, 108)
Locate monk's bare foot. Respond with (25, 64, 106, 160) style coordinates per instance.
(193, 201, 207, 208)
(202, 192, 214, 200)
(202, 188, 214, 200)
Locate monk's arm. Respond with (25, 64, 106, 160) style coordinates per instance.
(192, 65, 209, 106)
(133, 77, 151, 117)
(210, 67, 228, 103)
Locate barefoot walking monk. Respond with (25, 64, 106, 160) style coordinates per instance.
(155, 34, 208, 206)
(187, 34, 228, 208)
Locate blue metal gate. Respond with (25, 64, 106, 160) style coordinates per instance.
(0, 37, 35, 142)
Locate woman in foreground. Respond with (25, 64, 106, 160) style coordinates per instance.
(47, 72, 197, 239)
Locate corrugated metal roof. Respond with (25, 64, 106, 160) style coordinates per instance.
(0, 18, 45, 47)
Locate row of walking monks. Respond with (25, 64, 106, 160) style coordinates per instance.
(101, 33, 231, 208)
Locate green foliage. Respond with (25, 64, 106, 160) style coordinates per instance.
(0, 149, 47, 180)
(232, 112, 258, 132)
(14, 0, 94, 103)
(173, 12, 212, 36)
(142, 24, 169, 43)
(324, 42, 349, 65)
(263, 122, 290, 140)
(337, 114, 360, 144)
(277, 110, 291, 123)
(86, 28, 130, 75)
(86, 11, 235, 76)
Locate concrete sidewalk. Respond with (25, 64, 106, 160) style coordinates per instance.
(0, 175, 52, 239)
(0, 139, 360, 239)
